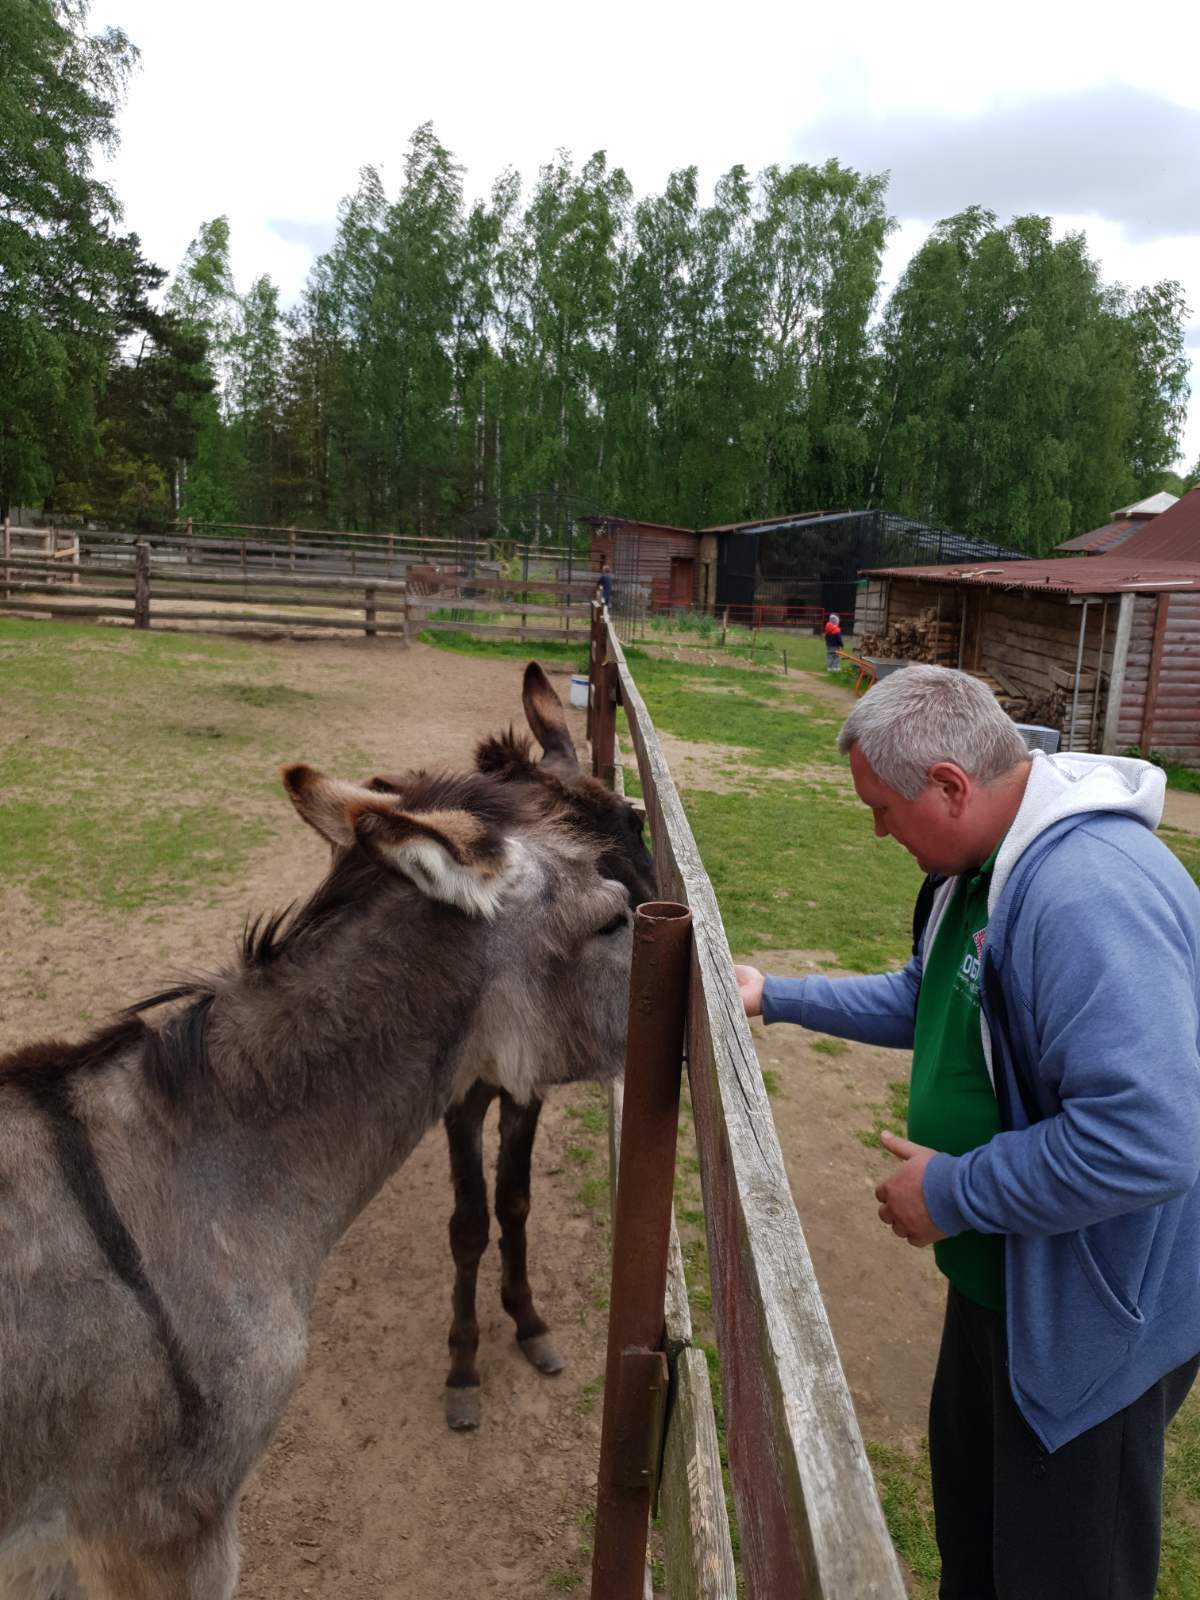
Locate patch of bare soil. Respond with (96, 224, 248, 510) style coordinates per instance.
(653, 733, 844, 795)
(0, 639, 609, 1599)
(740, 950, 947, 1449)
(1163, 789, 1200, 837)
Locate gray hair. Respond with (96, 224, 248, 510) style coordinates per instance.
(837, 664, 1030, 799)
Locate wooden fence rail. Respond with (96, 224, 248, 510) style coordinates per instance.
(592, 611, 905, 1599)
(0, 534, 594, 645)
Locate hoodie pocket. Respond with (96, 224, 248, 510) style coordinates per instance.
(1070, 1231, 1146, 1333)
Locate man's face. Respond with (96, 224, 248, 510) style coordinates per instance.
(848, 744, 971, 876)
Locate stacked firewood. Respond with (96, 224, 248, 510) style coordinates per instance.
(1022, 687, 1067, 730)
(856, 609, 958, 664)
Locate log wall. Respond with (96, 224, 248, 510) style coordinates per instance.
(1132, 591, 1200, 763)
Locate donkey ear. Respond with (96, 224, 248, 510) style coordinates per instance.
(346, 797, 512, 919)
(282, 764, 384, 847)
(523, 660, 580, 776)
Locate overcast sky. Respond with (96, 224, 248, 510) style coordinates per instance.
(95, 0, 1200, 472)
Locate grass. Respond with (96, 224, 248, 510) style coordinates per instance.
(419, 628, 592, 669)
(857, 1079, 912, 1150)
(0, 618, 367, 916)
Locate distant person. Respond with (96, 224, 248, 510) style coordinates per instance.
(596, 558, 613, 609)
(823, 611, 843, 671)
(734, 665, 1200, 1600)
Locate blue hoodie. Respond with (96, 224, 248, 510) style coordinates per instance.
(762, 752, 1200, 1451)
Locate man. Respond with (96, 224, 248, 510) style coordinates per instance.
(735, 665, 1200, 1600)
(596, 558, 613, 609)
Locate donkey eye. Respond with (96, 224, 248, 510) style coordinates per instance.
(595, 911, 629, 938)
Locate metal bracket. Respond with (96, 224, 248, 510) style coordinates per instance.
(610, 1346, 669, 1490)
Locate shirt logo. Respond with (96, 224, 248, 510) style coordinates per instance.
(956, 927, 988, 1003)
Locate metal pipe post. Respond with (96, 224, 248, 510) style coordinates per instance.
(592, 901, 693, 1600)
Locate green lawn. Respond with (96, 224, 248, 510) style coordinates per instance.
(0, 619, 367, 915)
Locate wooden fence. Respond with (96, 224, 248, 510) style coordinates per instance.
(592, 612, 906, 1599)
(0, 524, 596, 644)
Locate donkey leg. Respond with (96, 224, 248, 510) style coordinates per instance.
(443, 1079, 497, 1430)
(497, 1090, 563, 1376)
(73, 1514, 239, 1600)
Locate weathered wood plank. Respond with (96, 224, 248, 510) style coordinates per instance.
(611, 628, 905, 1599)
(659, 1347, 739, 1600)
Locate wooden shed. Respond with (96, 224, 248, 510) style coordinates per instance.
(858, 550, 1200, 766)
(583, 516, 706, 614)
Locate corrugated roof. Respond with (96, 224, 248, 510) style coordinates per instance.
(1107, 487, 1200, 563)
(1056, 518, 1140, 554)
(862, 557, 1200, 595)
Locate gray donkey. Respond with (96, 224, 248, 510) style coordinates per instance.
(0, 758, 635, 1599)
(407, 662, 656, 1429)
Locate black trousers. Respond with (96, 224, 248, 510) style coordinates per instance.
(929, 1285, 1198, 1600)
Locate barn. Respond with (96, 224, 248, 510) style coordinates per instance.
(858, 488, 1200, 765)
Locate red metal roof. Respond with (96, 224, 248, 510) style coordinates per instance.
(1106, 488, 1200, 563)
(862, 558, 1200, 595)
(1055, 517, 1142, 554)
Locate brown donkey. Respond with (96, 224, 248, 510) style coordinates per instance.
(0, 759, 635, 1599)
(438, 663, 657, 1428)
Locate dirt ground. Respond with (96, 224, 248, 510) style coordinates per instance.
(0, 637, 609, 1600)
(7, 626, 1197, 1595)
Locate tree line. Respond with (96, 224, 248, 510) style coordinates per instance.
(4, 0, 1196, 553)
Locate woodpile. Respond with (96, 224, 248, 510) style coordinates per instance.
(856, 609, 958, 665)
(1022, 687, 1067, 729)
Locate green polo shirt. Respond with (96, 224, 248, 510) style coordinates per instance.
(908, 847, 1004, 1311)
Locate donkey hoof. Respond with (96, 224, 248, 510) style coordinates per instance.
(519, 1333, 565, 1375)
(445, 1385, 481, 1430)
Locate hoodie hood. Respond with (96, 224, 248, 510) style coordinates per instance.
(990, 750, 1165, 912)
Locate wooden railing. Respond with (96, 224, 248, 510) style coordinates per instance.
(592, 611, 905, 1599)
(0, 526, 596, 644)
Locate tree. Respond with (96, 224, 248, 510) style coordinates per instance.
(870, 211, 1188, 549)
(0, 0, 142, 516)
(165, 217, 240, 521)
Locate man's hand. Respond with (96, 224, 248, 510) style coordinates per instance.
(734, 964, 765, 1018)
(875, 1131, 947, 1248)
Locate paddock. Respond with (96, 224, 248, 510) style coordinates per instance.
(0, 626, 615, 1598)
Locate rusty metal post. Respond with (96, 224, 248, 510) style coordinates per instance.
(592, 901, 693, 1600)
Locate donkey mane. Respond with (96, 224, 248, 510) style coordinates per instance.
(0, 767, 563, 1104)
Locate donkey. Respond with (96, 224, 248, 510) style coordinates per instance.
(0, 759, 636, 1599)
(403, 662, 657, 1430)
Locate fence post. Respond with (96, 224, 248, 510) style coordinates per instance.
(364, 585, 377, 639)
(1, 517, 9, 602)
(289, 526, 296, 573)
(587, 600, 605, 742)
(240, 539, 247, 579)
(591, 631, 617, 786)
(591, 901, 693, 1600)
(186, 516, 193, 566)
(134, 541, 151, 629)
